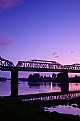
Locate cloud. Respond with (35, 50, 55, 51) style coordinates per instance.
(44, 51, 59, 60)
(0, 35, 14, 48)
(54, 55, 59, 58)
(0, 0, 22, 10)
(53, 52, 58, 56)
(53, 52, 59, 58)
(70, 51, 74, 54)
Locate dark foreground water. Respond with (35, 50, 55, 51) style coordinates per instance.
(44, 104, 80, 116)
(0, 80, 80, 116)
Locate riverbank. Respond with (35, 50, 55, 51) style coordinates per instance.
(0, 97, 80, 121)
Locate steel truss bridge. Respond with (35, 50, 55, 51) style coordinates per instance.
(0, 56, 80, 72)
(0, 56, 80, 97)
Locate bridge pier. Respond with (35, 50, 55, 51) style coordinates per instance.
(61, 82, 69, 93)
(60, 72, 68, 81)
(11, 69, 18, 97)
(60, 72, 69, 93)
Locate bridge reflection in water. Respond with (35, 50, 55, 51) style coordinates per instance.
(19, 82, 80, 101)
(1, 91, 80, 102)
(21, 91, 80, 101)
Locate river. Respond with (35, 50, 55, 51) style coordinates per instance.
(0, 80, 80, 96)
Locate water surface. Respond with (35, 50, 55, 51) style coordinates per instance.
(45, 104, 80, 116)
(0, 80, 80, 96)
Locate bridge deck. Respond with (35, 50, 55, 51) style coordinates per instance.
(1, 66, 80, 73)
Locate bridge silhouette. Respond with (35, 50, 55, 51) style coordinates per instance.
(0, 56, 80, 98)
(1, 56, 80, 72)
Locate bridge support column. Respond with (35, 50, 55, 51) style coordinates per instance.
(61, 72, 68, 81)
(61, 82, 69, 93)
(11, 69, 18, 97)
(60, 72, 69, 93)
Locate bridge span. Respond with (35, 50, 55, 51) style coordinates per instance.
(0, 56, 80, 97)
(1, 57, 80, 73)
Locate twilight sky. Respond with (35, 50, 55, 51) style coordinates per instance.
(0, 0, 80, 66)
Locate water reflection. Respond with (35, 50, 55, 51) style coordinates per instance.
(69, 83, 80, 91)
(45, 104, 80, 116)
(0, 80, 80, 96)
(0, 80, 11, 96)
(18, 81, 61, 95)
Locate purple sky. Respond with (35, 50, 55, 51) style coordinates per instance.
(0, 0, 80, 77)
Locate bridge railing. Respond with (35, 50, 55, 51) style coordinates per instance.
(16, 60, 80, 71)
(16, 60, 64, 69)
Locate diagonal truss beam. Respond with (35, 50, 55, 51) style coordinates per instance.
(0, 56, 14, 67)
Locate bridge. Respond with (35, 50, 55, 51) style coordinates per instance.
(1, 56, 80, 72)
(0, 56, 80, 97)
